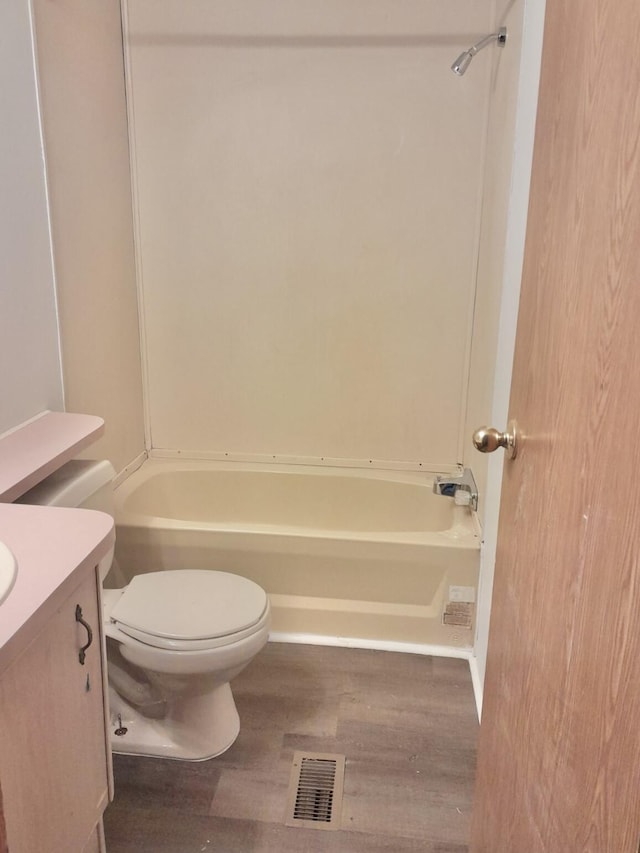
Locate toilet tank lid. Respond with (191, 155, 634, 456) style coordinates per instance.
(16, 459, 115, 508)
(110, 570, 268, 641)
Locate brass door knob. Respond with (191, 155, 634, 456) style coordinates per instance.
(472, 420, 518, 459)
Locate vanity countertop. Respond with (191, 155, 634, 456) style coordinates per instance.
(0, 503, 114, 673)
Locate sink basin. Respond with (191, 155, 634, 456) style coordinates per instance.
(0, 541, 17, 605)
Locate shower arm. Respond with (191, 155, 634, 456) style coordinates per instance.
(468, 28, 507, 58)
(451, 27, 507, 76)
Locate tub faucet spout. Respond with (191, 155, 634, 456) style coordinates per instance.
(433, 468, 478, 511)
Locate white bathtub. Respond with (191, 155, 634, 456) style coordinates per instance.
(113, 459, 481, 650)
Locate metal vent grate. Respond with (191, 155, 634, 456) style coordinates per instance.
(285, 751, 345, 830)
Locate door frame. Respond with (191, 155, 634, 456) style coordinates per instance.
(472, 0, 547, 713)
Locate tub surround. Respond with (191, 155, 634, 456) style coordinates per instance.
(123, 1, 492, 469)
(0, 411, 104, 503)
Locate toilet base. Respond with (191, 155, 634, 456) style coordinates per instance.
(108, 681, 241, 761)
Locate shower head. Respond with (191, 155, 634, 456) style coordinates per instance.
(451, 50, 474, 76)
(451, 26, 507, 76)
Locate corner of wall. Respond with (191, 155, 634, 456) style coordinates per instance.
(31, 0, 146, 473)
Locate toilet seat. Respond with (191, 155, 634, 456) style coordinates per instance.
(109, 570, 269, 652)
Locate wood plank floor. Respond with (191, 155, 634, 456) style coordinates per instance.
(104, 642, 478, 852)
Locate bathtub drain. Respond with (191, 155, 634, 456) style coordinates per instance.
(285, 751, 345, 830)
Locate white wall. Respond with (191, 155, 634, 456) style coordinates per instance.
(0, 0, 63, 434)
(124, 0, 494, 469)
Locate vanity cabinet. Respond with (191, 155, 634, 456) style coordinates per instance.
(0, 568, 111, 852)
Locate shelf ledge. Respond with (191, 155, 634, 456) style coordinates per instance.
(0, 412, 105, 503)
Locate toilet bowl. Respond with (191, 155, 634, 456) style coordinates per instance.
(17, 460, 271, 761)
(103, 569, 270, 759)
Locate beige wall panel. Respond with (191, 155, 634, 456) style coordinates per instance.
(464, 0, 526, 508)
(126, 1, 492, 466)
(32, 0, 145, 474)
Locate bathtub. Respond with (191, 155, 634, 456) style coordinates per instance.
(113, 459, 481, 651)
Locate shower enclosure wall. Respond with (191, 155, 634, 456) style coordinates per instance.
(123, 0, 497, 472)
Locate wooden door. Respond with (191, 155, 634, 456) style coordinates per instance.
(471, 0, 640, 850)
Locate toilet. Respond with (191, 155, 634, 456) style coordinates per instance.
(17, 459, 271, 761)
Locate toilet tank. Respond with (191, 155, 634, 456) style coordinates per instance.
(17, 460, 117, 578)
(16, 460, 116, 513)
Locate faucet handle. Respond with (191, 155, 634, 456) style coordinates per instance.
(472, 421, 518, 459)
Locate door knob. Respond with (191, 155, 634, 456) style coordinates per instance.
(472, 420, 518, 459)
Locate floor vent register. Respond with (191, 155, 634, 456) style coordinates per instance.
(285, 751, 345, 831)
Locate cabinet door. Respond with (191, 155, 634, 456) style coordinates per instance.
(0, 571, 109, 851)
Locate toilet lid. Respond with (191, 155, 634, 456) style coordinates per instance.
(110, 570, 268, 641)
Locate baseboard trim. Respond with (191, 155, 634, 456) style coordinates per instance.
(269, 632, 482, 721)
(269, 631, 473, 660)
(468, 653, 483, 722)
